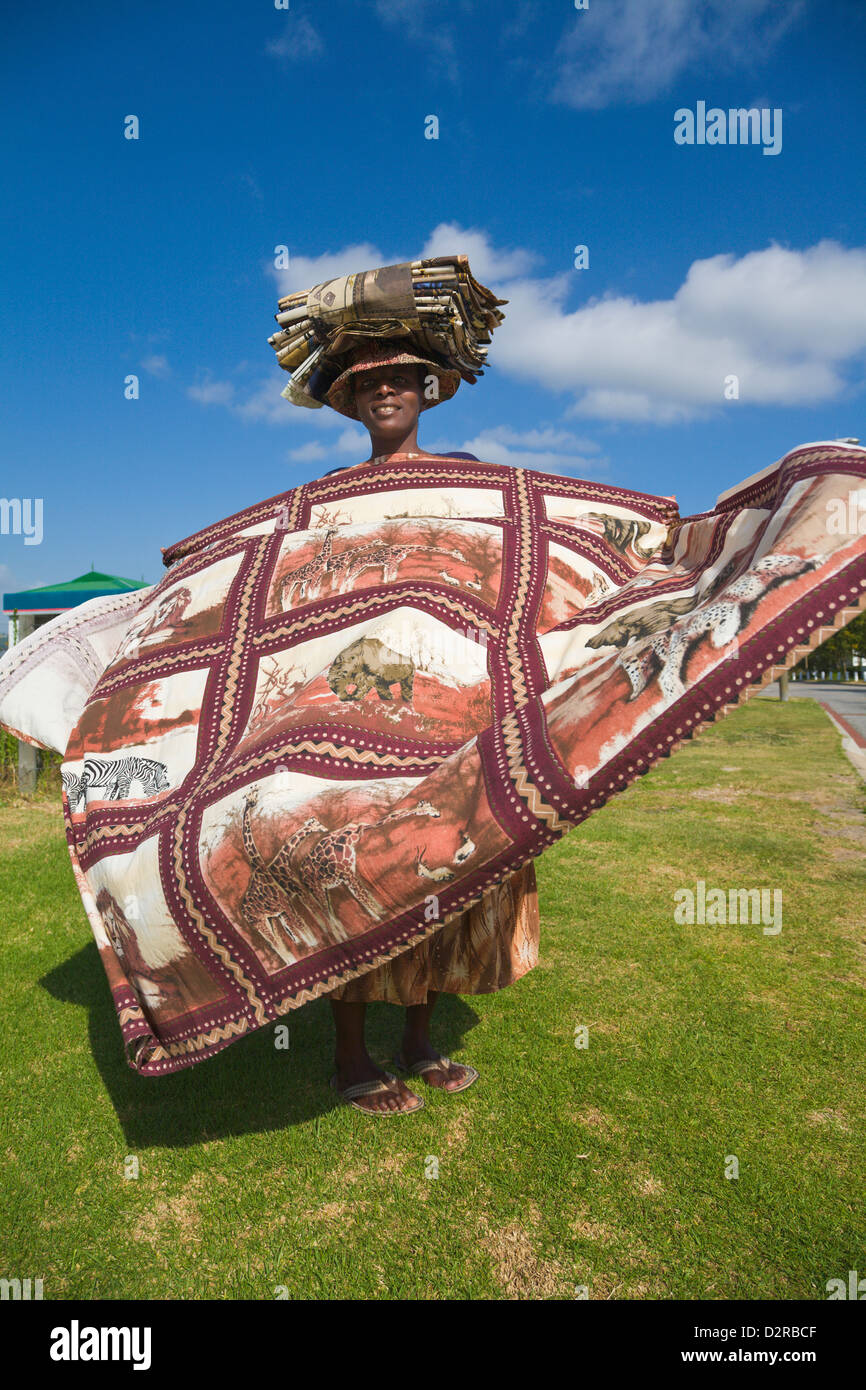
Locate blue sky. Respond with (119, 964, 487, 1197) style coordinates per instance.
(1, 0, 865, 596)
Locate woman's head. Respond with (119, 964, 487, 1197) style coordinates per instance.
(325, 339, 461, 424)
(351, 361, 425, 444)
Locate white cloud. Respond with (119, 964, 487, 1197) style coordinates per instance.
(491, 239, 866, 422)
(674, 241, 866, 356)
(141, 354, 170, 378)
(499, 0, 542, 44)
(550, 0, 805, 110)
(470, 425, 601, 453)
(336, 426, 368, 452)
(232, 378, 301, 424)
(271, 223, 539, 301)
(214, 226, 866, 432)
(187, 379, 236, 407)
(373, 0, 461, 82)
(239, 172, 264, 202)
(273, 242, 387, 297)
(285, 441, 328, 463)
(459, 425, 607, 476)
(418, 223, 542, 283)
(566, 391, 693, 425)
(265, 15, 324, 61)
(187, 373, 364, 430)
(286, 427, 366, 463)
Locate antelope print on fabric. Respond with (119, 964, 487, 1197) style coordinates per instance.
(104, 551, 244, 672)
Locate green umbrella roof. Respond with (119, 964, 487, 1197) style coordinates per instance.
(17, 569, 145, 595)
(3, 568, 150, 612)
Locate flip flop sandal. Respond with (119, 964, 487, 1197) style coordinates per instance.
(393, 1053, 480, 1093)
(329, 1070, 424, 1115)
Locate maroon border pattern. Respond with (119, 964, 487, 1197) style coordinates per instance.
(59, 446, 866, 1075)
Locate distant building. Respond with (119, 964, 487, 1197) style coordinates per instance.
(2, 568, 150, 790)
(3, 567, 150, 648)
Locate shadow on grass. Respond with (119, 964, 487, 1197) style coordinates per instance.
(39, 943, 481, 1148)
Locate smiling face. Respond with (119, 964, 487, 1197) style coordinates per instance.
(352, 363, 425, 444)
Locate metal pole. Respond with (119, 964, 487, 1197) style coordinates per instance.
(17, 740, 38, 795)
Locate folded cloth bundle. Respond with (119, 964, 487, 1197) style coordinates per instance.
(267, 255, 507, 409)
(1, 441, 864, 1077)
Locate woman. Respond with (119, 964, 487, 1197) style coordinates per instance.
(3, 319, 862, 1117)
(320, 340, 539, 1115)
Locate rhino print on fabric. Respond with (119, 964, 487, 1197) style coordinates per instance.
(1, 443, 865, 1076)
(234, 606, 491, 750)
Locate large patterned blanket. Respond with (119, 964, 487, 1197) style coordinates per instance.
(2, 441, 864, 1075)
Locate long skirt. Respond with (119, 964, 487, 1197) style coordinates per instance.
(328, 863, 539, 1006)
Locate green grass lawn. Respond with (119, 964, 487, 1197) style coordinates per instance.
(1, 698, 864, 1300)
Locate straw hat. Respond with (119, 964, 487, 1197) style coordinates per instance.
(325, 340, 461, 420)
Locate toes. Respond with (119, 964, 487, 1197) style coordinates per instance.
(363, 1078, 416, 1112)
(395, 1081, 416, 1110)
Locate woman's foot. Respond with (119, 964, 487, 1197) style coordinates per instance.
(332, 1054, 422, 1114)
(395, 1038, 479, 1092)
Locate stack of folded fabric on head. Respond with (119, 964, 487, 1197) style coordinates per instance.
(267, 255, 508, 409)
